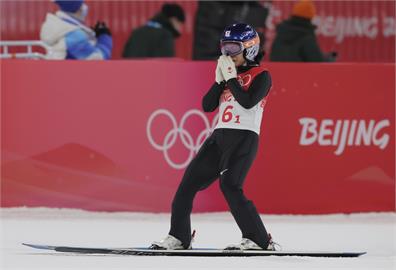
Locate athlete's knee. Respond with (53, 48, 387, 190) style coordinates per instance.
(176, 177, 202, 195)
(219, 179, 243, 198)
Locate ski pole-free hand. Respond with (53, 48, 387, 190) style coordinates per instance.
(218, 55, 237, 82)
(215, 57, 225, 84)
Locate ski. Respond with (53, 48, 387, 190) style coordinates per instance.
(22, 243, 366, 257)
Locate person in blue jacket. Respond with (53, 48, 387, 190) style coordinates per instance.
(40, 0, 112, 60)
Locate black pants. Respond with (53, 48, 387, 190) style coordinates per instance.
(169, 128, 270, 249)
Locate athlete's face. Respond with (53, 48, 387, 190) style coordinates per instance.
(231, 53, 246, 67)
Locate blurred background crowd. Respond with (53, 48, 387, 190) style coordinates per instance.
(0, 0, 395, 62)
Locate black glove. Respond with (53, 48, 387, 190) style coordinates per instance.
(93, 21, 111, 37)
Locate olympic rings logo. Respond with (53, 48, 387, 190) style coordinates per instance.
(147, 109, 219, 170)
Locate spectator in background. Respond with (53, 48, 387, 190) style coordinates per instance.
(270, 0, 336, 62)
(122, 4, 185, 58)
(40, 0, 112, 60)
(193, 1, 269, 60)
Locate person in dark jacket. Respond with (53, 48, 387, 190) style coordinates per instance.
(270, 0, 335, 62)
(122, 3, 185, 58)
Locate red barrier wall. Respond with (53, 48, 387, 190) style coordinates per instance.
(1, 60, 395, 214)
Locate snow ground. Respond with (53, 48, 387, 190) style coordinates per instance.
(0, 208, 395, 270)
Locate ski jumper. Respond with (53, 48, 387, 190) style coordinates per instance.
(169, 65, 272, 249)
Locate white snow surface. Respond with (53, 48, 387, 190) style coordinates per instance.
(1, 207, 395, 270)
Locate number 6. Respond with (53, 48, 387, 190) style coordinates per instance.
(222, 105, 233, 123)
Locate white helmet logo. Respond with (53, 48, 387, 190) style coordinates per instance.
(225, 31, 231, 37)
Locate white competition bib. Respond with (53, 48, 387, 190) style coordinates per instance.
(214, 67, 269, 135)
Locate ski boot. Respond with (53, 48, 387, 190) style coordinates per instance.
(225, 234, 280, 251)
(150, 230, 195, 250)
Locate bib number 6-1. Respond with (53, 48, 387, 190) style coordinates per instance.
(221, 105, 240, 124)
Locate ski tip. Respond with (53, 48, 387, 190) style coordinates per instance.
(22, 243, 56, 251)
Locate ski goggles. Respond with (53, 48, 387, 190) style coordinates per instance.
(220, 36, 260, 56)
